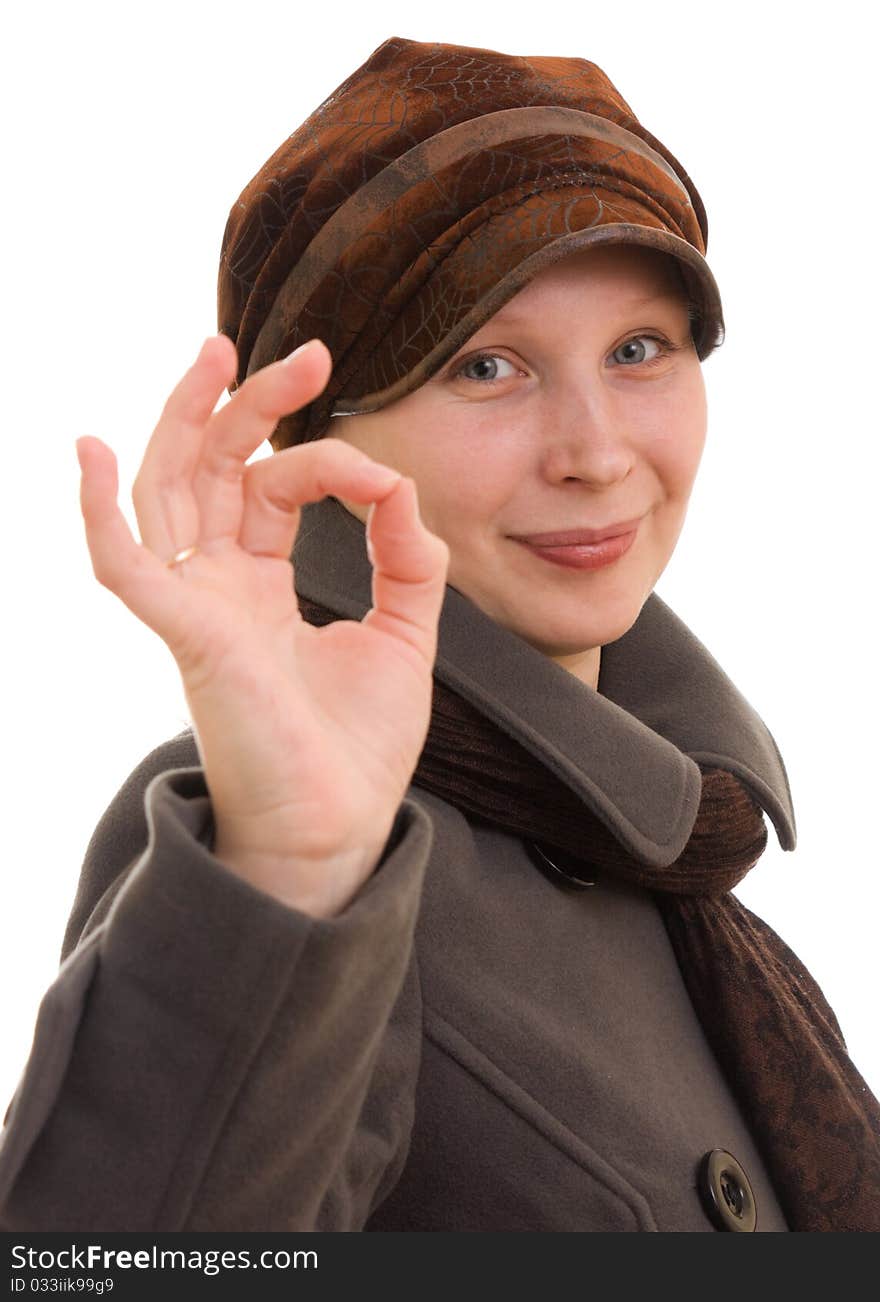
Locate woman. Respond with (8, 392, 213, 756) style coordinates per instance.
(1, 36, 878, 1232)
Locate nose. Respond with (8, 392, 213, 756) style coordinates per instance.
(540, 383, 636, 489)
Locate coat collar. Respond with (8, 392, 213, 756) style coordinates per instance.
(293, 496, 796, 867)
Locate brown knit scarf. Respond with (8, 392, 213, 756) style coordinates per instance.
(299, 592, 880, 1231)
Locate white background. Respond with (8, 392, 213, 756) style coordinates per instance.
(3, 1, 878, 1126)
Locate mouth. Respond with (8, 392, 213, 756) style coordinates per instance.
(510, 516, 645, 547)
(513, 523, 640, 571)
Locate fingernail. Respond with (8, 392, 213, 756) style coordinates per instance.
(284, 338, 323, 364)
(371, 463, 402, 487)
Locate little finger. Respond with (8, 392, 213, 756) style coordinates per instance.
(77, 436, 198, 645)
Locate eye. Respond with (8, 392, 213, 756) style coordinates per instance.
(610, 334, 675, 368)
(452, 353, 520, 384)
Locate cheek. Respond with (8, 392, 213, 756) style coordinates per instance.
(650, 380, 707, 492)
(669, 425, 706, 491)
(418, 428, 523, 534)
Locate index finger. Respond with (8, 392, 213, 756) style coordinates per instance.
(239, 435, 402, 560)
(191, 339, 334, 545)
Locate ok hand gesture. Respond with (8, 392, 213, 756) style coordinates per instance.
(76, 335, 449, 916)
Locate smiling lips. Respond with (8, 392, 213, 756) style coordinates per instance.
(512, 517, 643, 570)
(511, 517, 645, 546)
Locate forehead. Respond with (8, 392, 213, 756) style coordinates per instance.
(484, 246, 689, 332)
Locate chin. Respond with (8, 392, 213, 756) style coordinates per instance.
(530, 585, 649, 650)
(507, 608, 637, 659)
(454, 567, 651, 652)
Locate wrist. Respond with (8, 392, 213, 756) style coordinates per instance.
(211, 830, 387, 918)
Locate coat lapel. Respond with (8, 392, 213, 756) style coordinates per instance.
(292, 495, 796, 867)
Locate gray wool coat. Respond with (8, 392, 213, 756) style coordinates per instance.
(0, 495, 800, 1232)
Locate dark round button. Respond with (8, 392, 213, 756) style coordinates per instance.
(697, 1150, 757, 1232)
(525, 840, 596, 890)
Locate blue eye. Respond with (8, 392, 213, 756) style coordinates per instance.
(611, 335, 672, 367)
(454, 354, 519, 384)
(450, 335, 678, 386)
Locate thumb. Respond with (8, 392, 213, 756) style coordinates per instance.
(362, 477, 450, 667)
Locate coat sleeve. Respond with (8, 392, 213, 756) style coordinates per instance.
(0, 730, 434, 1231)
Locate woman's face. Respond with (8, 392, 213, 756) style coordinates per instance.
(332, 244, 707, 688)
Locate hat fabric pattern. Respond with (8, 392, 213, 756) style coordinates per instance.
(218, 37, 724, 448)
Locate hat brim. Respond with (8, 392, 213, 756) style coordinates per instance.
(328, 218, 723, 421)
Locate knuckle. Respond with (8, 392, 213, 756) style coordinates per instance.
(323, 436, 370, 468)
(132, 461, 178, 502)
(242, 456, 266, 489)
(89, 552, 117, 588)
(244, 366, 298, 419)
(246, 391, 280, 425)
(251, 471, 298, 517)
(144, 476, 175, 504)
(159, 390, 194, 427)
(130, 474, 148, 506)
(158, 393, 178, 422)
(311, 437, 344, 469)
(422, 524, 448, 556)
(196, 451, 244, 486)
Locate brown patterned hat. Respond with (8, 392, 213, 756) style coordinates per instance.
(218, 36, 724, 450)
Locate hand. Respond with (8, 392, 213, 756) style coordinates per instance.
(76, 334, 449, 916)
